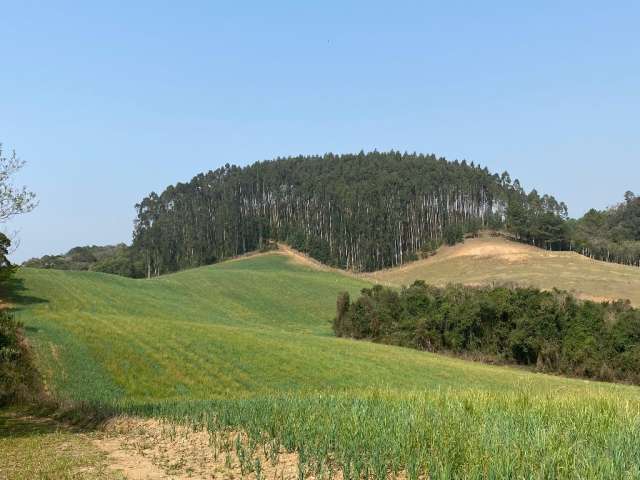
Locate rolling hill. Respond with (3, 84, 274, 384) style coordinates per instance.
(363, 234, 640, 305)
(9, 252, 640, 478)
(15, 252, 630, 401)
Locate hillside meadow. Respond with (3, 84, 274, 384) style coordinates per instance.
(363, 235, 640, 306)
(9, 252, 640, 478)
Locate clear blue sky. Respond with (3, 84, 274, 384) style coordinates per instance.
(2, 1, 638, 262)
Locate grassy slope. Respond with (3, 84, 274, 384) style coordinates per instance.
(363, 235, 640, 305)
(14, 252, 638, 402)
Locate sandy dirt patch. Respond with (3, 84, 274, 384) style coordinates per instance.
(96, 416, 329, 480)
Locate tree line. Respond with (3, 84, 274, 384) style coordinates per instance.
(506, 187, 640, 266)
(22, 151, 640, 277)
(333, 282, 640, 385)
(567, 191, 640, 266)
(23, 244, 146, 278)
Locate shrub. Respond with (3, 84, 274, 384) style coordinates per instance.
(443, 224, 464, 246)
(420, 239, 441, 258)
(0, 310, 42, 405)
(335, 282, 640, 384)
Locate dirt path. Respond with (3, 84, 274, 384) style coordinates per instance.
(276, 244, 333, 271)
(222, 242, 357, 279)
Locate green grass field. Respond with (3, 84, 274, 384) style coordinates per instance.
(11, 252, 640, 478)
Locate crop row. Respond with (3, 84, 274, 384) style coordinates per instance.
(108, 387, 640, 479)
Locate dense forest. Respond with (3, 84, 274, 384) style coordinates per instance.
(24, 152, 640, 276)
(334, 282, 640, 384)
(131, 152, 572, 275)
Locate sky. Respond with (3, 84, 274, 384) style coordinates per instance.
(1, 1, 638, 262)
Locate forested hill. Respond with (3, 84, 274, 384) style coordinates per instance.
(23, 152, 637, 277)
(132, 152, 568, 275)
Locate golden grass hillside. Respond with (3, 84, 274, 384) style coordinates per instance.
(362, 235, 640, 305)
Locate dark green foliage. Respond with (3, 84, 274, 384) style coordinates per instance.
(0, 233, 17, 286)
(570, 192, 640, 266)
(443, 224, 464, 246)
(0, 310, 42, 405)
(465, 218, 483, 238)
(419, 239, 442, 258)
(502, 181, 571, 250)
(133, 151, 569, 275)
(23, 244, 146, 278)
(335, 282, 640, 384)
(333, 292, 351, 336)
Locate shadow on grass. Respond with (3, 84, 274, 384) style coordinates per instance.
(0, 408, 64, 439)
(2, 276, 48, 310)
(0, 401, 118, 440)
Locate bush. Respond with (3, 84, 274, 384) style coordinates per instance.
(420, 239, 441, 258)
(334, 282, 640, 385)
(443, 224, 465, 246)
(0, 310, 42, 405)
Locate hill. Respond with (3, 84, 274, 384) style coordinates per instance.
(8, 252, 640, 478)
(129, 151, 639, 278)
(14, 252, 622, 401)
(21, 155, 639, 280)
(363, 235, 640, 305)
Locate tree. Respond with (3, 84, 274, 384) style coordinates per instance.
(0, 145, 39, 404)
(0, 310, 42, 405)
(0, 144, 37, 287)
(444, 224, 464, 246)
(0, 233, 16, 285)
(333, 292, 351, 336)
(624, 191, 636, 204)
(0, 145, 37, 222)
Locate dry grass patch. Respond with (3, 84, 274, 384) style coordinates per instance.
(363, 235, 640, 305)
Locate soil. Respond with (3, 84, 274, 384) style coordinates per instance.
(95, 416, 325, 480)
